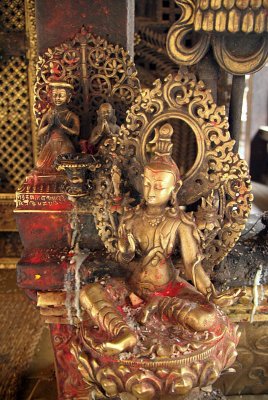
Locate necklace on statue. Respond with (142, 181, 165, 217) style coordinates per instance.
(143, 211, 165, 227)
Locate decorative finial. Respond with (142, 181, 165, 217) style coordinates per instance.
(146, 123, 180, 184)
(154, 123, 174, 157)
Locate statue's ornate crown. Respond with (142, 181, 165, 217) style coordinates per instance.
(47, 79, 74, 90)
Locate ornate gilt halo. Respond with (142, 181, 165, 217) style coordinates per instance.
(114, 71, 252, 269)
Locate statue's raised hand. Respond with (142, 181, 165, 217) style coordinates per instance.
(54, 112, 62, 127)
(118, 224, 135, 261)
(47, 111, 55, 128)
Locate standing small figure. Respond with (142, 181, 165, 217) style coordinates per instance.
(111, 164, 121, 199)
(89, 103, 119, 151)
(36, 81, 80, 171)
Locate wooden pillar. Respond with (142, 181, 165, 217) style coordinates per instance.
(35, 0, 135, 57)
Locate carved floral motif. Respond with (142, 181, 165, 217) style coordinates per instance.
(34, 27, 140, 140)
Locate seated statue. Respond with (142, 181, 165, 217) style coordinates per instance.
(79, 123, 241, 357)
(36, 80, 80, 170)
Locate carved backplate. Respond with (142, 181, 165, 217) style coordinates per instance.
(95, 71, 253, 272)
(34, 27, 141, 141)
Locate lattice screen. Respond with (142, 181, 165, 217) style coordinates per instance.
(152, 0, 180, 24)
(0, 0, 34, 192)
(135, 0, 180, 23)
(0, 0, 25, 31)
(0, 57, 33, 191)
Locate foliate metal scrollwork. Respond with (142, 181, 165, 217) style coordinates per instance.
(34, 27, 141, 140)
(166, 0, 210, 66)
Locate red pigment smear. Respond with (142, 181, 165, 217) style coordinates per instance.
(259, 306, 268, 312)
(213, 324, 225, 337)
(160, 257, 167, 264)
(100, 355, 117, 364)
(28, 249, 45, 264)
(110, 204, 122, 213)
(117, 306, 126, 316)
(152, 281, 186, 297)
(155, 273, 163, 281)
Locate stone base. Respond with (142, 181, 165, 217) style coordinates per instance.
(119, 387, 226, 400)
(161, 388, 226, 399)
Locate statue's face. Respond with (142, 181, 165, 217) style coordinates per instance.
(99, 104, 113, 119)
(144, 167, 176, 206)
(51, 88, 68, 106)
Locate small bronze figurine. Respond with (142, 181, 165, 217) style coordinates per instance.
(36, 81, 80, 171)
(89, 102, 119, 151)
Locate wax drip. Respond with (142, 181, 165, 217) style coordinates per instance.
(250, 263, 263, 323)
(66, 196, 89, 323)
(65, 196, 79, 325)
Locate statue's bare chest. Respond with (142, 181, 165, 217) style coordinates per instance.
(131, 215, 179, 254)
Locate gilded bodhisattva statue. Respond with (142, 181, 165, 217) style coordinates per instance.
(79, 123, 242, 358)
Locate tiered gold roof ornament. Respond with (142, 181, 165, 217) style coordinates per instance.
(167, 0, 268, 75)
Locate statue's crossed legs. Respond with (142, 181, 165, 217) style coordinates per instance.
(80, 281, 221, 356)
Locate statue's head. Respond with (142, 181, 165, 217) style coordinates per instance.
(143, 123, 182, 207)
(48, 81, 74, 107)
(98, 103, 115, 121)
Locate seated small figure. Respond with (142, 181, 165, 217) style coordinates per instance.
(88, 103, 119, 152)
(80, 123, 240, 357)
(36, 80, 80, 170)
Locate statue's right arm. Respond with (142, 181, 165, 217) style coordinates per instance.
(116, 218, 136, 264)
